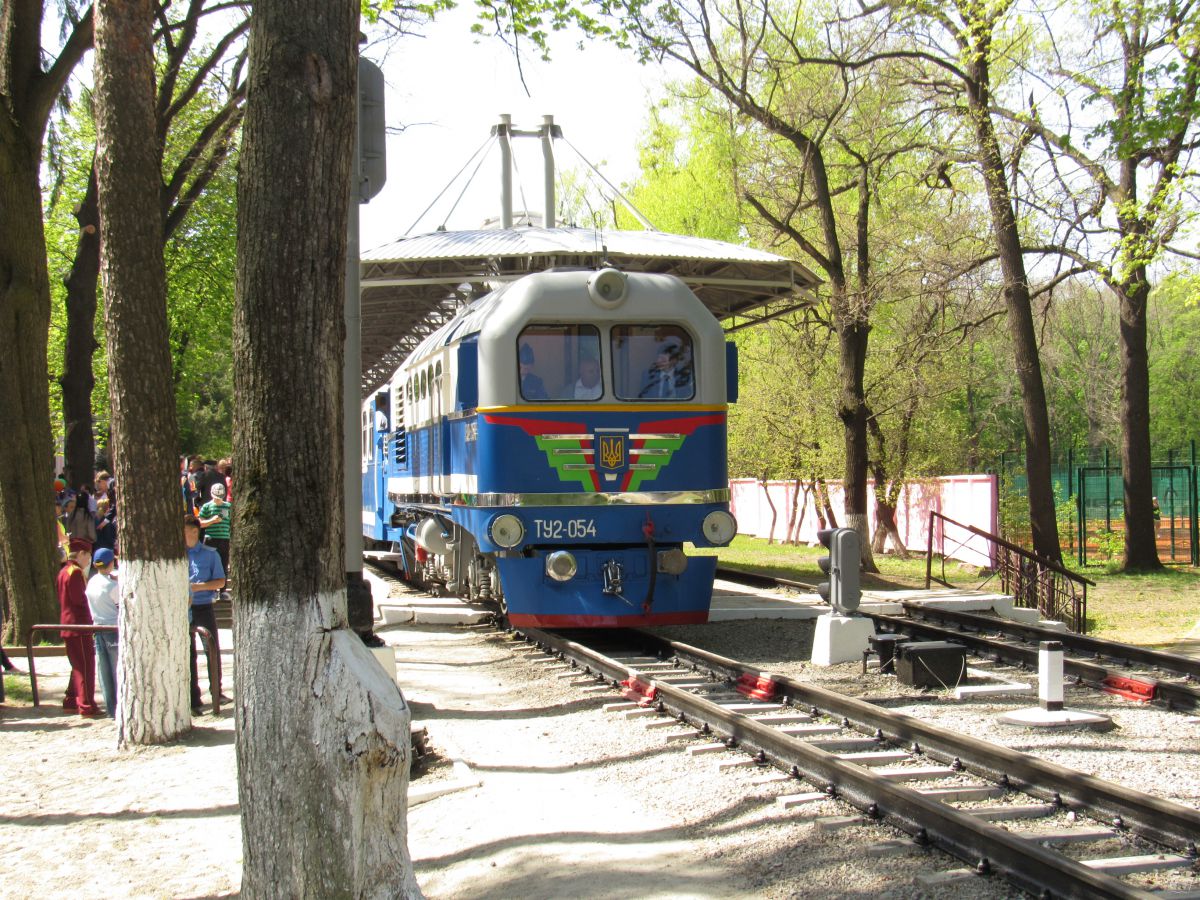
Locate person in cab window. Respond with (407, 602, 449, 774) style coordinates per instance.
(519, 343, 548, 400)
(574, 355, 602, 400)
(639, 338, 693, 399)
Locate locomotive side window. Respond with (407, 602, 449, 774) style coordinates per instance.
(517, 325, 602, 402)
(611, 325, 695, 400)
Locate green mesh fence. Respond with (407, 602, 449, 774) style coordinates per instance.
(994, 448, 1199, 567)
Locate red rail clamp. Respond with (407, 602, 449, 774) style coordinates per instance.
(620, 676, 658, 707)
(736, 673, 779, 702)
(1100, 674, 1156, 703)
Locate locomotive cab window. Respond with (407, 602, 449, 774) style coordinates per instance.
(517, 325, 603, 402)
(611, 325, 695, 400)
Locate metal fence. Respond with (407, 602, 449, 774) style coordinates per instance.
(995, 442, 1199, 567)
(927, 511, 1093, 633)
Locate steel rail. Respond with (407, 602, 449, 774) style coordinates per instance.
(520, 627, 1195, 900)
(714, 565, 1200, 708)
(897, 602, 1200, 681)
(648, 633, 1200, 851)
(865, 611, 1200, 711)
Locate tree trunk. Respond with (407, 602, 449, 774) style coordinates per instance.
(1115, 267, 1161, 570)
(60, 165, 101, 489)
(0, 114, 60, 643)
(786, 478, 803, 544)
(836, 312, 878, 571)
(816, 477, 836, 530)
(964, 64, 1062, 564)
(233, 6, 420, 895)
(760, 475, 777, 543)
(94, 0, 191, 745)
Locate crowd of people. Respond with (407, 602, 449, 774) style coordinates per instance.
(39, 456, 235, 718)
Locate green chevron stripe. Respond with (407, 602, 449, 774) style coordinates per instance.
(626, 436, 686, 491)
(534, 436, 597, 492)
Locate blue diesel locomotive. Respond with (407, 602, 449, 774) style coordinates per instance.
(361, 267, 738, 627)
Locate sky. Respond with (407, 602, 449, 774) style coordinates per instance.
(358, 7, 680, 250)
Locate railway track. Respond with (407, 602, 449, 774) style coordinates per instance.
(715, 566, 1200, 710)
(511, 625, 1200, 900)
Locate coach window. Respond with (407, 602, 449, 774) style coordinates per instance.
(517, 325, 602, 401)
(611, 325, 695, 401)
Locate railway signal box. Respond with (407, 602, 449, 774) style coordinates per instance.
(817, 527, 862, 615)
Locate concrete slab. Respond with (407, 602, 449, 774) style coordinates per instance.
(413, 606, 491, 625)
(814, 815, 862, 833)
(776, 791, 827, 809)
(1081, 854, 1193, 875)
(954, 683, 1034, 700)
(965, 803, 1056, 821)
(874, 766, 958, 782)
(1000, 606, 1043, 625)
(687, 742, 730, 756)
(998, 706, 1114, 730)
(917, 785, 1005, 803)
(867, 840, 920, 858)
(378, 605, 415, 625)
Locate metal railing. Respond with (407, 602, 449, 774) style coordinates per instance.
(23, 624, 222, 715)
(925, 511, 1094, 633)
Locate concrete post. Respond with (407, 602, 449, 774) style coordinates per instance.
(1038, 640, 1064, 711)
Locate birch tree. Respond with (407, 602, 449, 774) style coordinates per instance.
(233, 4, 419, 893)
(94, 0, 192, 744)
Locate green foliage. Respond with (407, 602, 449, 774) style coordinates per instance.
(43, 50, 239, 459)
(1093, 529, 1125, 569)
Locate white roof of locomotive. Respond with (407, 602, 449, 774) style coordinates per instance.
(397, 268, 728, 407)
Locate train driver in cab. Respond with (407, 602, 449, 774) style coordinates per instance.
(639, 337, 693, 399)
(573, 355, 602, 400)
(519, 343, 549, 400)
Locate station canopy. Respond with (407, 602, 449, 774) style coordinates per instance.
(359, 225, 821, 394)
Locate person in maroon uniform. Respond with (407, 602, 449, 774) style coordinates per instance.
(57, 538, 102, 717)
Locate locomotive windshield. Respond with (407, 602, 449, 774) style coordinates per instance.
(517, 325, 603, 401)
(611, 325, 695, 400)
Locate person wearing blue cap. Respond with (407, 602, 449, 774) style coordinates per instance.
(519, 343, 548, 400)
(86, 547, 120, 717)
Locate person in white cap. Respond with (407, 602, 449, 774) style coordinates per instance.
(86, 548, 120, 717)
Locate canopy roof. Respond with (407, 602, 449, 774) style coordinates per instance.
(359, 225, 821, 394)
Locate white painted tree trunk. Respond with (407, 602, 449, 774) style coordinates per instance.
(844, 511, 877, 571)
(117, 559, 191, 746)
(235, 592, 420, 898)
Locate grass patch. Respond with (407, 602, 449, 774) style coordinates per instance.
(3, 674, 33, 703)
(700, 535, 1200, 647)
(1081, 567, 1200, 647)
(699, 535, 982, 592)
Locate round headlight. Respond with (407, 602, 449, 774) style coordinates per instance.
(587, 268, 627, 308)
(701, 509, 737, 546)
(489, 514, 525, 549)
(545, 550, 577, 582)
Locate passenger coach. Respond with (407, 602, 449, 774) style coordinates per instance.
(362, 266, 738, 627)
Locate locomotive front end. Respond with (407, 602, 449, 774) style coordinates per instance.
(460, 268, 737, 627)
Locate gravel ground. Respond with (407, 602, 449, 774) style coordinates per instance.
(647, 618, 1200, 811)
(644, 618, 1200, 895)
(397, 623, 1028, 899)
